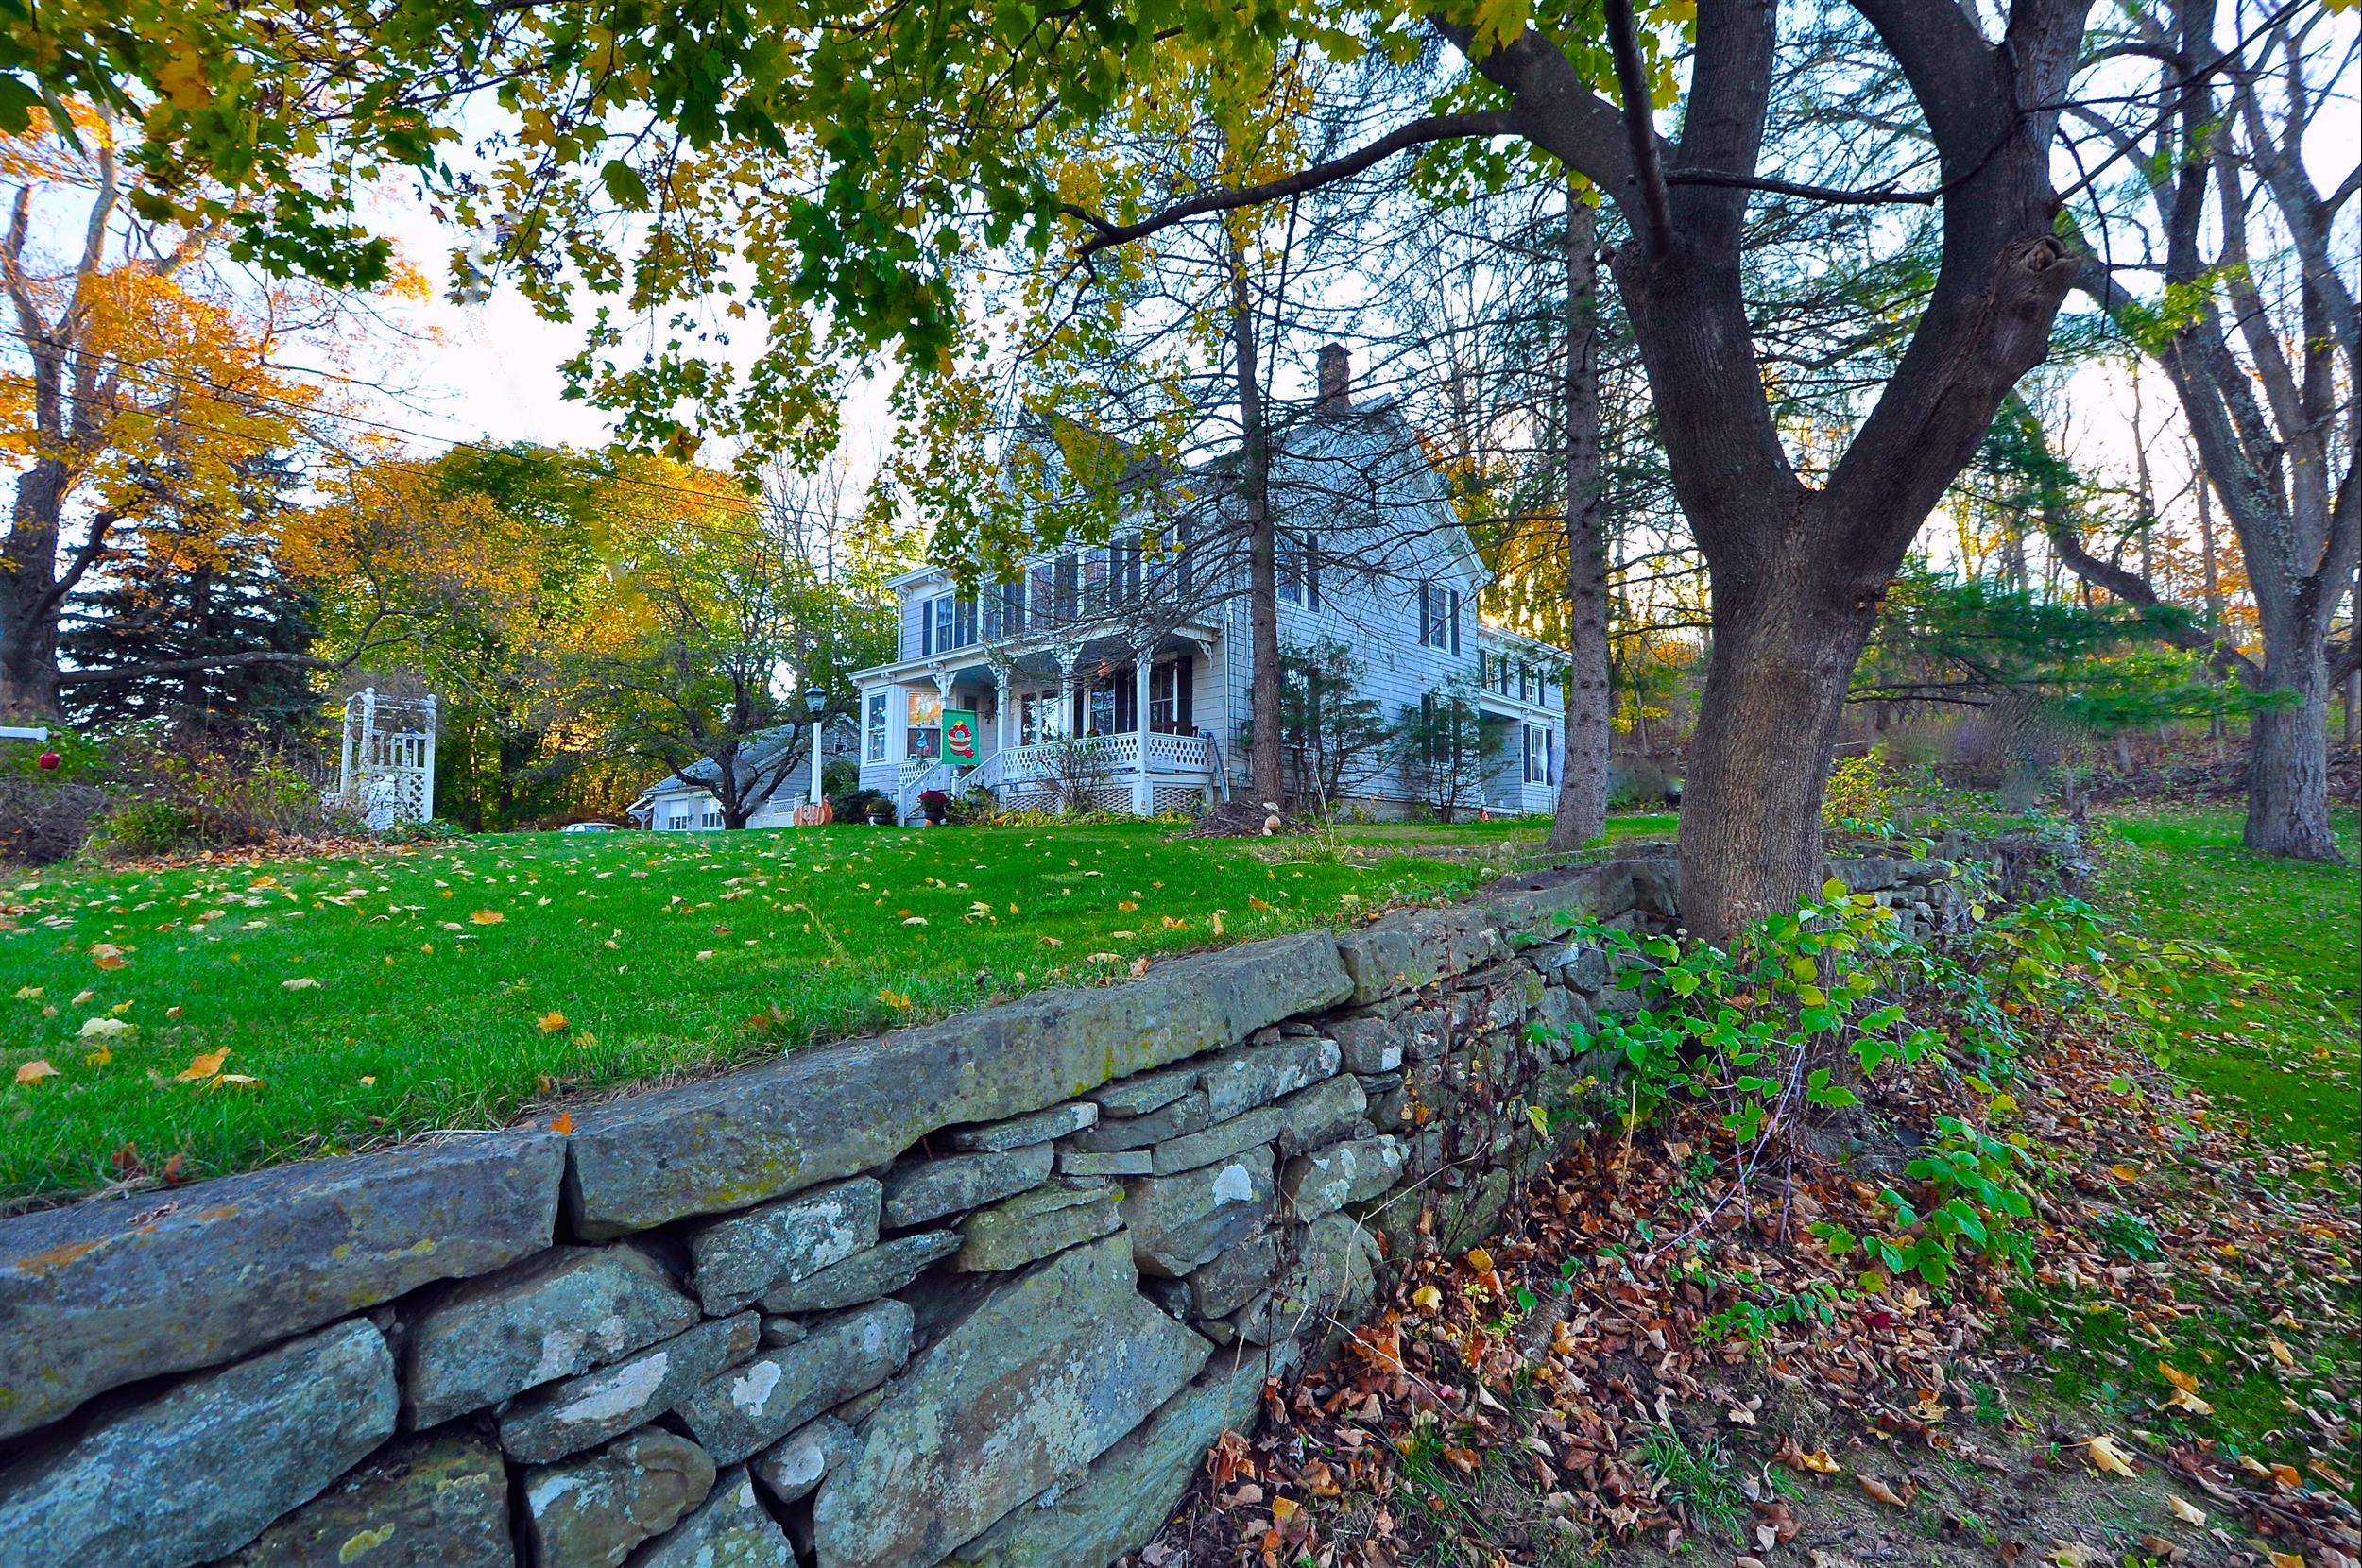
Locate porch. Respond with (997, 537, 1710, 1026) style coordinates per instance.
(853, 622, 1231, 822)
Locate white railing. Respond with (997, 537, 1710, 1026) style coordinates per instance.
(895, 732, 1223, 821)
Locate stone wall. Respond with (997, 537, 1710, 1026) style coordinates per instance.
(0, 841, 2017, 1568)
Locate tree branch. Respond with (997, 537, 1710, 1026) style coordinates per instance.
(1603, 0, 1676, 255)
(1061, 112, 1515, 259)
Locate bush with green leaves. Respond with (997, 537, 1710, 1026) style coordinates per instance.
(1560, 863, 2243, 1293)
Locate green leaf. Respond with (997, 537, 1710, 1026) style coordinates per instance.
(602, 159, 653, 210)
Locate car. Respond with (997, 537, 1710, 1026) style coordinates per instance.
(559, 820, 620, 833)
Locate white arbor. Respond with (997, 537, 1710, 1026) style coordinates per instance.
(334, 688, 436, 828)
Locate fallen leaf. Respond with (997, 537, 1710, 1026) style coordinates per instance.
(539, 1012, 569, 1033)
(1857, 1474, 1912, 1507)
(13, 1058, 58, 1085)
(174, 1048, 231, 1083)
(550, 1112, 574, 1134)
(1412, 1285, 1442, 1311)
(469, 911, 505, 925)
(77, 1015, 131, 1039)
(82, 1045, 111, 1066)
(89, 943, 127, 970)
(281, 977, 320, 990)
(2164, 1496, 2205, 1526)
(2085, 1435, 2138, 1477)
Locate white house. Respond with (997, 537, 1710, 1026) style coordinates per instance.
(628, 717, 860, 832)
(847, 347, 1569, 822)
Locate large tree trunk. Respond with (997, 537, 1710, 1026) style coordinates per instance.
(0, 459, 67, 718)
(2244, 595, 2342, 861)
(1232, 262, 1284, 811)
(1548, 195, 1612, 853)
(1675, 533, 1876, 939)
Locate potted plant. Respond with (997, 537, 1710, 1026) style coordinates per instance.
(918, 788, 951, 826)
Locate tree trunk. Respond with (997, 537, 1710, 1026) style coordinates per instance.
(178, 558, 214, 741)
(1548, 194, 1612, 853)
(0, 458, 67, 718)
(2243, 598, 2342, 861)
(1232, 260, 1283, 811)
(1674, 537, 1877, 943)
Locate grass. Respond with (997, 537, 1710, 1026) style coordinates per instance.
(2091, 804, 2360, 1160)
(2, 799, 2338, 1211)
(0, 820, 1544, 1207)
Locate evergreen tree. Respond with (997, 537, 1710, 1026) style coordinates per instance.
(60, 451, 319, 742)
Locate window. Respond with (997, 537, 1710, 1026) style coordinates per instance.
(1149, 659, 1191, 732)
(1523, 724, 1556, 786)
(702, 805, 724, 829)
(1419, 582, 1461, 653)
(987, 579, 1025, 639)
(864, 690, 887, 762)
(1018, 690, 1064, 745)
(1054, 554, 1079, 620)
(906, 690, 943, 759)
(1029, 560, 1060, 623)
(1277, 529, 1320, 609)
(667, 810, 691, 831)
(923, 595, 977, 655)
(1518, 663, 1544, 704)
(1108, 540, 1142, 605)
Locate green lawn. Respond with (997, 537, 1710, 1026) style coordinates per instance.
(0, 822, 1513, 1207)
(2093, 805, 2360, 1160)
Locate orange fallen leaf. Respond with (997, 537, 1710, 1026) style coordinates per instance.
(14, 1058, 59, 1085)
(469, 911, 505, 925)
(550, 1112, 575, 1134)
(1858, 1474, 1912, 1507)
(89, 944, 127, 970)
(174, 1048, 230, 1083)
(539, 1012, 569, 1033)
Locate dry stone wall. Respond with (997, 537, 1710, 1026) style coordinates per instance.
(0, 840, 2031, 1568)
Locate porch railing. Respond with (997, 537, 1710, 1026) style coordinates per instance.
(897, 732, 1222, 819)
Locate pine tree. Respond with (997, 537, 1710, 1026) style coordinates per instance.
(61, 451, 320, 742)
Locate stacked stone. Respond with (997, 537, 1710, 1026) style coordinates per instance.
(0, 847, 2005, 1568)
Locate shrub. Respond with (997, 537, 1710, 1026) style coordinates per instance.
(917, 788, 951, 822)
(830, 788, 897, 824)
(0, 779, 109, 864)
(1821, 753, 1898, 829)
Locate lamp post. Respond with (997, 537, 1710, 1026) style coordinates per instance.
(806, 686, 827, 808)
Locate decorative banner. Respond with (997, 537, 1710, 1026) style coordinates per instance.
(942, 708, 979, 767)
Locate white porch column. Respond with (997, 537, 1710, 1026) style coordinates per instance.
(993, 662, 1011, 753)
(1132, 653, 1153, 814)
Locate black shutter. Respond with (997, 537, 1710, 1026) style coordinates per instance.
(1178, 656, 1194, 728)
(1450, 591, 1463, 655)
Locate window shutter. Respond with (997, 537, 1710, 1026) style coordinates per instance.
(902, 595, 925, 659)
(1417, 582, 1431, 646)
(1448, 590, 1463, 655)
(1178, 656, 1194, 728)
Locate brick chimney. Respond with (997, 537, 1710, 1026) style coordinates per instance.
(1316, 343, 1351, 413)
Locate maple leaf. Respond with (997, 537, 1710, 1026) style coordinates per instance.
(539, 1011, 569, 1033)
(14, 1058, 59, 1085)
(2084, 1435, 2137, 1477)
(89, 943, 127, 970)
(550, 1112, 575, 1133)
(469, 911, 505, 925)
(77, 1016, 132, 1039)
